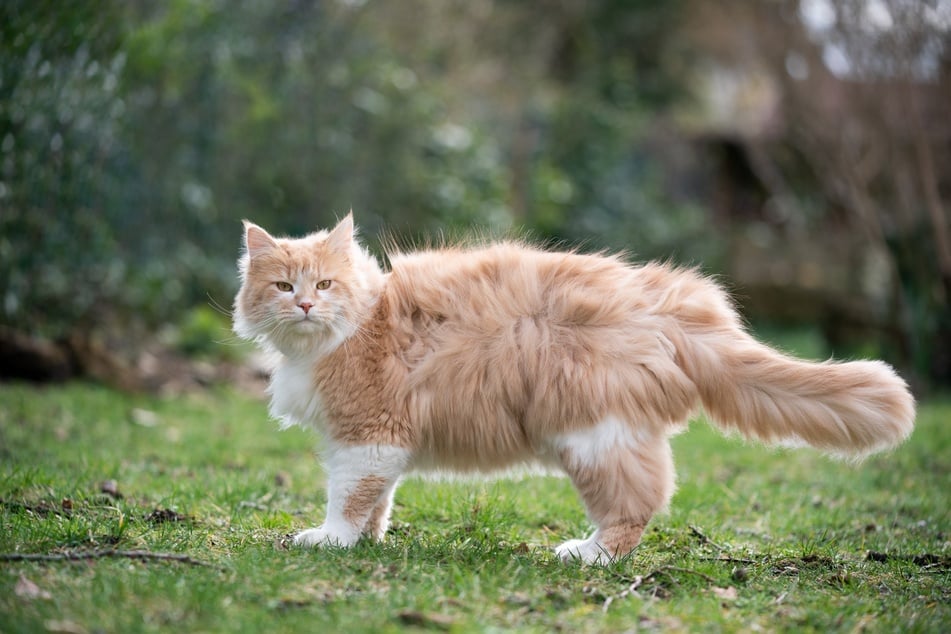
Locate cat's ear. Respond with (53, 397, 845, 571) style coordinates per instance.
(325, 212, 354, 254)
(243, 220, 278, 258)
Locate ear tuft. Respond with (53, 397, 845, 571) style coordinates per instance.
(243, 221, 278, 258)
(325, 212, 354, 254)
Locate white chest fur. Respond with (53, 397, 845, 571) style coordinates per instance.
(268, 358, 325, 430)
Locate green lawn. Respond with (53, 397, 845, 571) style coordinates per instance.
(0, 382, 948, 633)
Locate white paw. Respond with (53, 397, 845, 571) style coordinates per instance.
(292, 525, 358, 549)
(555, 537, 613, 565)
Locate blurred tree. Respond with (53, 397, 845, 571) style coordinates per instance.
(683, 0, 951, 386)
(785, 0, 951, 386)
(121, 0, 510, 240)
(365, 0, 707, 260)
(1, 0, 511, 350)
(528, 0, 709, 260)
(0, 0, 133, 338)
(2, 0, 945, 388)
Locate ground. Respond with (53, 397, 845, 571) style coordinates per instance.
(0, 381, 948, 633)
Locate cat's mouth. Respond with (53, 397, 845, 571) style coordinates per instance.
(293, 314, 325, 329)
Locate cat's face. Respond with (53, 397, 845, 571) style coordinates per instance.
(233, 215, 381, 356)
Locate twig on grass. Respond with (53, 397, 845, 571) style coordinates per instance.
(0, 549, 222, 570)
(650, 565, 718, 585)
(689, 525, 727, 551)
(700, 556, 757, 565)
(601, 565, 721, 613)
(608, 563, 720, 587)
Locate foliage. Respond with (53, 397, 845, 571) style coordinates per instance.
(481, 0, 708, 260)
(173, 305, 245, 360)
(0, 1, 133, 336)
(0, 1, 513, 339)
(1, 0, 946, 386)
(0, 1, 699, 339)
(0, 383, 948, 632)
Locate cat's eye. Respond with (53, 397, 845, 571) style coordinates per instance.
(275, 281, 293, 292)
(316, 280, 332, 290)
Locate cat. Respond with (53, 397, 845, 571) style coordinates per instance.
(232, 214, 915, 564)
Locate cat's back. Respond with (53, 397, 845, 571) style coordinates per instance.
(385, 242, 646, 328)
(377, 242, 702, 455)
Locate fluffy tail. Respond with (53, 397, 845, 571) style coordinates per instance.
(671, 303, 915, 458)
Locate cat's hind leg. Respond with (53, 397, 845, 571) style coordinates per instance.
(552, 417, 675, 564)
(293, 443, 409, 548)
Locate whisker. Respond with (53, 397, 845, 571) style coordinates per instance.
(206, 293, 234, 317)
(214, 335, 251, 347)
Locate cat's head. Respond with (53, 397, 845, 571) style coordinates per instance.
(233, 214, 383, 357)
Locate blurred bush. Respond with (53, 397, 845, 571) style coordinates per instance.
(0, 0, 513, 342)
(173, 305, 243, 360)
(0, 0, 946, 387)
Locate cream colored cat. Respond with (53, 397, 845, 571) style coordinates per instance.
(232, 214, 915, 564)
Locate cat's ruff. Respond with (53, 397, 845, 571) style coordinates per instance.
(233, 214, 915, 565)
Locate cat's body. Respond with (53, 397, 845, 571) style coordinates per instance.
(233, 215, 915, 563)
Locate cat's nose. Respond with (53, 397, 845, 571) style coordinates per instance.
(299, 302, 314, 314)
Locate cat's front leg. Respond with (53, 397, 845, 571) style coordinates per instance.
(294, 443, 409, 549)
(362, 480, 398, 541)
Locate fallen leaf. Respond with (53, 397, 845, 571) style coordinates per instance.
(99, 479, 122, 499)
(145, 508, 189, 524)
(711, 586, 738, 601)
(638, 616, 685, 631)
(15, 575, 52, 600)
(44, 620, 87, 634)
(130, 408, 159, 427)
(502, 592, 532, 607)
(912, 554, 941, 567)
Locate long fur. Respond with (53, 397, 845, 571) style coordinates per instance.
(233, 215, 915, 563)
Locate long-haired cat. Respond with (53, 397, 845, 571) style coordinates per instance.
(233, 214, 915, 564)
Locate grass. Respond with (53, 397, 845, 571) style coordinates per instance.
(0, 379, 948, 633)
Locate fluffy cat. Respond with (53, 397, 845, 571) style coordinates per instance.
(232, 214, 915, 564)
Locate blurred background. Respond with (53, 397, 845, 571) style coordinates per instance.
(0, 0, 948, 392)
